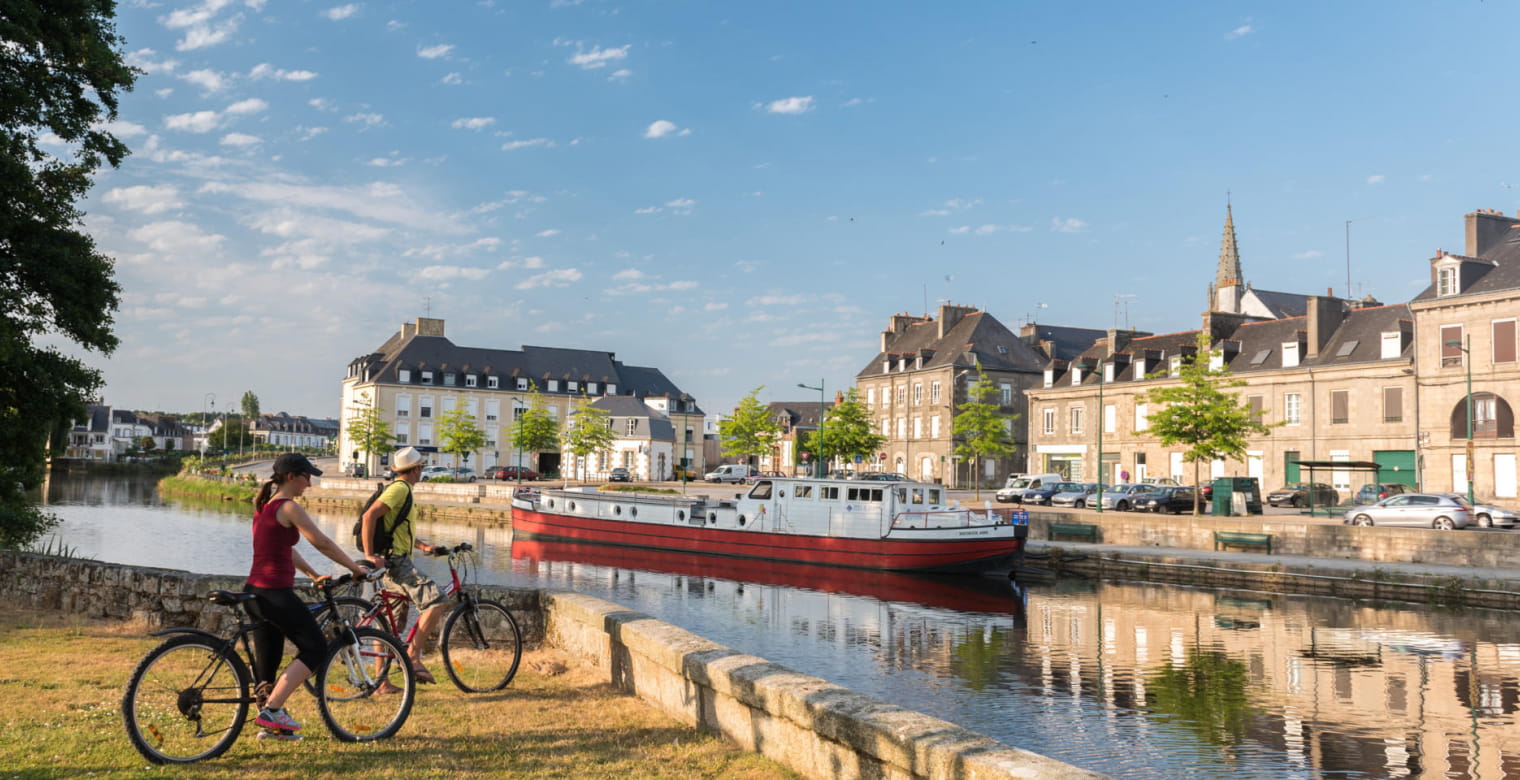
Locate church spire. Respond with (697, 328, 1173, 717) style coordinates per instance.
(1212, 200, 1244, 313)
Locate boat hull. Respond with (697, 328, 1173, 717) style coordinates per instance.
(511, 503, 1025, 573)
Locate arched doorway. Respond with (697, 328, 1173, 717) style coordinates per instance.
(1449, 392, 1514, 439)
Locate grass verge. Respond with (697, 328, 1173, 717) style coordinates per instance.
(0, 604, 797, 779)
(157, 474, 258, 506)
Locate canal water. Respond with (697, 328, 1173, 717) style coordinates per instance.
(35, 475, 1520, 780)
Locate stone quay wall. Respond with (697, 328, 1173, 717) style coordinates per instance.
(0, 551, 1104, 780)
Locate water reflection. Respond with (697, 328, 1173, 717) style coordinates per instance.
(34, 474, 1520, 779)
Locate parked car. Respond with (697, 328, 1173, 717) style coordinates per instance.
(1430, 493, 1518, 528)
(1134, 486, 1200, 514)
(746, 470, 787, 483)
(1093, 483, 1158, 511)
(826, 469, 857, 480)
(1048, 482, 1100, 508)
(1266, 483, 1340, 508)
(859, 472, 909, 482)
(1021, 480, 1069, 506)
(487, 465, 540, 481)
(995, 473, 1063, 504)
(670, 464, 700, 481)
(608, 467, 632, 482)
(451, 467, 478, 483)
(1343, 493, 1472, 530)
(705, 464, 754, 484)
(1353, 482, 1411, 505)
(420, 465, 451, 481)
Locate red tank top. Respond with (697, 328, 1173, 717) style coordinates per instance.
(247, 497, 298, 588)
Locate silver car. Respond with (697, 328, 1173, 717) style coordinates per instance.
(1431, 493, 1517, 528)
(1343, 494, 1472, 530)
(1049, 482, 1099, 508)
(1094, 483, 1157, 511)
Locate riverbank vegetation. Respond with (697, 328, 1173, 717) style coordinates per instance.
(158, 475, 257, 505)
(0, 604, 795, 779)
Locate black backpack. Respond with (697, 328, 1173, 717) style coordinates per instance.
(352, 480, 412, 556)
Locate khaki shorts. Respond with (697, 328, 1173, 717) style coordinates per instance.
(381, 555, 446, 610)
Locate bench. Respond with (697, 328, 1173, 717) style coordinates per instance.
(1213, 531, 1273, 554)
(1048, 523, 1099, 543)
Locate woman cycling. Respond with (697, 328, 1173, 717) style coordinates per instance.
(244, 453, 367, 740)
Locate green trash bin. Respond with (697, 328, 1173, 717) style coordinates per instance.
(1212, 477, 1263, 516)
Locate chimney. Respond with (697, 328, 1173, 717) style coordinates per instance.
(401, 321, 417, 340)
(881, 312, 928, 351)
(937, 304, 978, 338)
(1305, 295, 1345, 358)
(1466, 208, 1520, 256)
(416, 317, 446, 337)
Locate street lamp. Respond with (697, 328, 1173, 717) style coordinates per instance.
(1094, 359, 1105, 515)
(1444, 336, 1475, 505)
(202, 393, 215, 455)
(798, 381, 825, 478)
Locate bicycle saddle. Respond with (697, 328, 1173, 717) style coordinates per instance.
(207, 591, 259, 606)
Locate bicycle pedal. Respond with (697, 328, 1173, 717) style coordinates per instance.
(257, 728, 302, 742)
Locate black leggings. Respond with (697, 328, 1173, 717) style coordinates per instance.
(242, 584, 327, 685)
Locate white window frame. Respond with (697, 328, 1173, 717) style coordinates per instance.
(1000, 384, 1012, 406)
(913, 383, 922, 405)
(398, 369, 411, 383)
(1042, 407, 1055, 435)
(1284, 392, 1301, 425)
(487, 376, 499, 389)
(1282, 342, 1299, 368)
(1381, 331, 1402, 360)
(930, 381, 941, 404)
(1135, 402, 1149, 431)
(1103, 403, 1116, 434)
(1069, 406, 1084, 435)
(1437, 264, 1459, 297)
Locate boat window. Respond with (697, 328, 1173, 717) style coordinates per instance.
(927, 489, 941, 504)
(795, 485, 812, 499)
(911, 489, 925, 505)
(895, 488, 907, 502)
(749, 481, 773, 499)
(821, 486, 839, 500)
(847, 488, 884, 502)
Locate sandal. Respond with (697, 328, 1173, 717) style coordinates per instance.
(410, 662, 436, 684)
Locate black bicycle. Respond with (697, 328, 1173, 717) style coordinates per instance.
(121, 570, 415, 764)
(313, 542, 523, 693)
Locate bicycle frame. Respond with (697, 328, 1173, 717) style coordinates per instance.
(357, 546, 472, 646)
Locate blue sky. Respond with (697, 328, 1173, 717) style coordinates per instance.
(67, 0, 1520, 419)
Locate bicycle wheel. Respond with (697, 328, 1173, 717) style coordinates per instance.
(441, 599, 523, 693)
(122, 634, 251, 764)
(315, 627, 414, 742)
(306, 598, 394, 695)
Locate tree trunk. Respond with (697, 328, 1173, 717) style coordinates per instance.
(1193, 460, 1202, 516)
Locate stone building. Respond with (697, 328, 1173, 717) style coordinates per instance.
(1409, 209, 1520, 500)
(338, 318, 704, 479)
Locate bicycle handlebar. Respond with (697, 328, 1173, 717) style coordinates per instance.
(427, 542, 474, 557)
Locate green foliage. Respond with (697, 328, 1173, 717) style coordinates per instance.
(240, 391, 260, 419)
(0, 0, 137, 547)
(436, 398, 487, 466)
(805, 388, 883, 468)
(511, 382, 560, 463)
(952, 364, 1017, 493)
(344, 391, 394, 468)
(1146, 650, 1254, 746)
(562, 397, 616, 480)
(137, 435, 155, 453)
(1143, 333, 1275, 511)
(208, 415, 251, 450)
(718, 387, 780, 462)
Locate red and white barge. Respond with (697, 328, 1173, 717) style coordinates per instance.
(509, 476, 1027, 573)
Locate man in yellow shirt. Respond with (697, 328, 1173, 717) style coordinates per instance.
(360, 446, 446, 684)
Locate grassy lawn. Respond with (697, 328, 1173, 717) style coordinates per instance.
(0, 605, 797, 780)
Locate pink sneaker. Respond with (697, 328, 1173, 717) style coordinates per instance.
(254, 707, 302, 732)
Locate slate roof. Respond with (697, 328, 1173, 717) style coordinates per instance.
(352, 326, 694, 408)
(588, 396, 676, 439)
(1411, 237, 1520, 301)
(1022, 324, 1108, 362)
(857, 310, 1047, 378)
(1247, 288, 1316, 319)
(766, 401, 830, 430)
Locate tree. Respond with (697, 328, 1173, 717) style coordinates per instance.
(1142, 333, 1275, 515)
(344, 391, 393, 472)
(952, 364, 1018, 498)
(240, 391, 260, 419)
(209, 417, 248, 451)
(138, 435, 156, 454)
(562, 397, 615, 482)
(510, 382, 559, 478)
(804, 388, 884, 473)
(436, 399, 486, 469)
(717, 387, 780, 466)
(0, 1, 137, 548)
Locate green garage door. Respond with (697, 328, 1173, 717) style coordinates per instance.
(1373, 450, 1416, 488)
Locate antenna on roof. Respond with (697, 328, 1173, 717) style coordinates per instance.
(1114, 294, 1135, 330)
(424, 296, 431, 317)
(1022, 302, 1048, 326)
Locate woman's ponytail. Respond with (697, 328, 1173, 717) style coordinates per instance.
(254, 478, 278, 512)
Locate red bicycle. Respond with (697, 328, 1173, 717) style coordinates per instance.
(313, 542, 523, 693)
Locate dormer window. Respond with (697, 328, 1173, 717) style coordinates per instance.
(606, 384, 616, 395)
(1070, 366, 1083, 386)
(1043, 368, 1054, 388)
(1103, 363, 1115, 383)
(444, 372, 456, 386)
(1168, 356, 1181, 377)
(897, 357, 908, 372)
(1209, 352, 1223, 370)
(587, 382, 598, 395)
(1282, 342, 1299, 368)
(547, 380, 559, 392)
(487, 376, 499, 389)
(567, 381, 579, 392)
(421, 371, 434, 384)
(882, 360, 890, 373)
(516, 377, 529, 391)
(465, 374, 477, 388)
(1381, 331, 1403, 359)
(1437, 265, 1460, 297)
(399, 369, 411, 383)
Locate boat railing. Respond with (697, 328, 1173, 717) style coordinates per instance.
(890, 507, 1027, 529)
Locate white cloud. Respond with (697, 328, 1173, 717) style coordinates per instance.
(515, 268, 582, 289)
(634, 206, 660, 215)
(344, 112, 386, 127)
(126, 48, 179, 75)
(102, 119, 149, 138)
(1367, 174, 1385, 184)
(103, 185, 184, 214)
(404, 237, 501, 260)
(765, 96, 814, 115)
(441, 72, 463, 85)
(225, 98, 268, 115)
(568, 44, 629, 69)
(452, 117, 495, 130)
(920, 209, 950, 217)
(297, 125, 328, 140)
(417, 43, 454, 59)
(128, 219, 227, 256)
(366, 156, 406, 167)
(249, 63, 318, 81)
(665, 198, 695, 215)
(536, 229, 561, 237)
(704, 302, 728, 311)
(1293, 250, 1324, 260)
(199, 179, 466, 234)
(1051, 217, 1087, 233)
(948, 225, 970, 235)
(161, 0, 235, 28)
(181, 68, 227, 92)
(417, 265, 491, 281)
(164, 110, 221, 133)
(220, 132, 261, 146)
(324, 3, 360, 20)
(644, 119, 690, 139)
(176, 17, 242, 51)
(747, 293, 806, 306)
(308, 97, 336, 111)
(501, 138, 552, 151)
(608, 68, 632, 82)
(1225, 24, 1254, 40)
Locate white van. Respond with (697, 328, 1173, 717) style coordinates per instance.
(704, 464, 754, 484)
(995, 473, 1064, 504)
